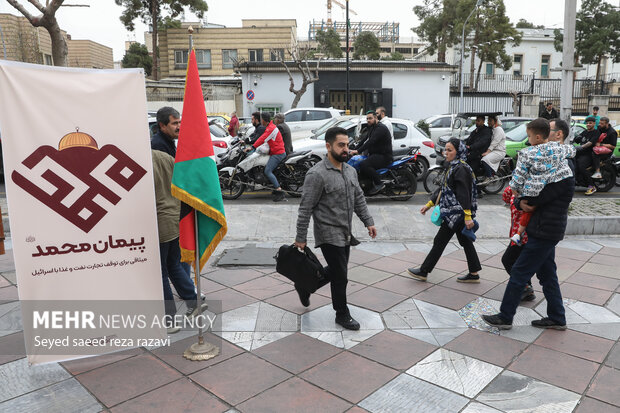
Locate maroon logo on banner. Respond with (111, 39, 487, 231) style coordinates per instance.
(12, 129, 147, 233)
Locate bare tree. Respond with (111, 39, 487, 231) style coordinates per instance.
(275, 44, 322, 109)
(6, 0, 68, 66)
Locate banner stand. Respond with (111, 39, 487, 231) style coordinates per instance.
(183, 209, 219, 361)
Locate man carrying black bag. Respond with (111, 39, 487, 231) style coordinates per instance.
(294, 127, 377, 330)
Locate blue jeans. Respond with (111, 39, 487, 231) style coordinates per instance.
(265, 153, 286, 188)
(160, 238, 197, 316)
(499, 236, 565, 324)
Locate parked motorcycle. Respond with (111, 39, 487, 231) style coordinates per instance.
(217, 138, 317, 200)
(422, 156, 514, 195)
(348, 147, 419, 201)
(574, 155, 617, 193)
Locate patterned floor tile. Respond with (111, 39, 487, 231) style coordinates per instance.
(0, 378, 100, 413)
(387, 249, 428, 264)
(0, 358, 71, 402)
(265, 289, 332, 315)
(569, 323, 620, 341)
(359, 374, 469, 413)
(574, 397, 620, 413)
(477, 370, 580, 413)
(237, 377, 352, 413)
(498, 325, 543, 343)
(459, 297, 540, 334)
(407, 349, 502, 398)
(534, 329, 615, 363)
(349, 249, 382, 265)
(348, 286, 408, 313)
(303, 330, 383, 350)
(461, 402, 503, 413)
(205, 268, 264, 287)
(382, 299, 427, 330)
(445, 329, 528, 367)
(354, 242, 406, 257)
(347, 266, 393, 285)
(62, 348, 144, 375)
(535, 298, 589, 324)
(350, 330, 437, 370)
(301, 352, 398, 404)
(364, 256, 411, 275)
(0, 332, 25, 365)
(605, 342, 620, 370)
(414, 299, 468, 329)
(415, 285, 479, 311)
(567, 300, 620, 323)
(218, 331, 295, 351)
(509, 345, 600, 393)
(394, 329, 439, 346)
(372, 275, 432, 297)
(559, 282, 613, 305)
(202, 288, 257, 313)
(579, 263, 619, 279)
(586, 366, 620, 407)
(431, 328, 469, 345)
(440, 276, 498, 295)
(301, 305, 384, 332)
(233, 275, 294, 300)
(0, 301, 22, 338)
(109, 378, 228, 413)
(607, 293, 620, 316)
(565, 272, 620, 292)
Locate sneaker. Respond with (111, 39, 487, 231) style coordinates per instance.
(296, 286, 310, 307)
(591, 171, 602, 179)
(335, 315, 360, 330)
(510, 233, 521, 246)
(185, 302, 209, 318)
(482, 313, 512, 330)
(585, 186, 597, 196)
(367, 182, 385, 196)
(457, 273, 480, 283)
(407, 267, 428, 281)
(531, 317, 567, 330)
(273, 191, 286, 202)
(521, 285, 536, 302)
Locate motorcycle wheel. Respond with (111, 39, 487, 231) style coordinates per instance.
(422, 168, 444, 194)
(387, 168, 417, 201)
(595, 165, 615, 192)
(219, 170, 245, 200)
(482, 177, 506, 194)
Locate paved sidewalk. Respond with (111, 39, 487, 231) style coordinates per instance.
(0, 236, 619, 412)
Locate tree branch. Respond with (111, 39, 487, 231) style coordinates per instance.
(49, 0, 65, 13)
(26, 0, 46, 13)
(6, 0, 38, 24)
(279, 58, 299, 95)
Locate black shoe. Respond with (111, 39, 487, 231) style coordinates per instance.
(482, 313, 512, 330)
(407, 267, 428, 281)
(521, 285, 536, 302)
(457, 273, 480, 283)
(367, 182, 385, 196)
(273, 191, 286, 202)
(296, 287, 310, 307)
(335, 315, 360, 330)
(531, 317, 567, 330)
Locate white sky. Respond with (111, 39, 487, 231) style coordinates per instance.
(0, 0, 586, 61)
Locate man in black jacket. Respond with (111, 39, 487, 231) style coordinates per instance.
(575, 117, 601, 195)
(539, 102, 559, 120)
(483, 162, 575, 331)
(151, 106, 181, 157)
(274, 113, 293, 155)
(465, 115, 492, 176)
(350, 112, 393, 195)
(249, 112, 266, 145)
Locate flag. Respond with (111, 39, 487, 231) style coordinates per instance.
(172, 49, 227, 272)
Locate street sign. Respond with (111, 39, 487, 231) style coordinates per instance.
(246, 90, 255, 101)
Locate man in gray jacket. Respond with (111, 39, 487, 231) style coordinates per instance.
(295, 127, 377, 330)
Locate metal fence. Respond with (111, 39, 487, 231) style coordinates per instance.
(448, 93, 515, 115)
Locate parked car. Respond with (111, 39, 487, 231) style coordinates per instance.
(424, 114, 458, 144)
(292, 115, 436, 177)
(207, 114, 231, 128)
(284, 107, 344, 139)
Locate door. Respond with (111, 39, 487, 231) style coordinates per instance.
(428, 116, 453, 143)
(329, 91, 366, 115)
(392, 122, 410, 155)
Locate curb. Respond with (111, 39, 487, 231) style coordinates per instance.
(566, 215, 620, 236)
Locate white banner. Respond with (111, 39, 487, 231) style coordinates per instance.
(0, 61, 165, 364)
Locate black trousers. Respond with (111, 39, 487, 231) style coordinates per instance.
(318, 244, 351, 317)
(576, 152, 594, 186)
(421, 221, 482, 274)
(360, 154, 391, 185)
(502, 243, 532, 288)
(592, 152, 611, 171)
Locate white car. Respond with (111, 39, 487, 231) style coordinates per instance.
(424, 114, 455, 144)
(284, 107, 344, 140)
(293, 115, 436, 177)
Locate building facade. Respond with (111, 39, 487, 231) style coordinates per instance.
(157, 19, 297, 78)
(67, 39, 113, 69)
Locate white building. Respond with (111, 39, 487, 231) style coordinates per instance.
(238, 60, 456, 121)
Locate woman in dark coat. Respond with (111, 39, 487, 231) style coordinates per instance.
(408, 138, 482, 283)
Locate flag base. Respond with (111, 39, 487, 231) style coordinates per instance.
(182, 339, 220, 361)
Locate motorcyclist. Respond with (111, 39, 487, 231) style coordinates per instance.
(591, 116, 618, 180)
(574, 116, 601, 195)
(248, 111, 266, 145)
(465, 115, 492, 177)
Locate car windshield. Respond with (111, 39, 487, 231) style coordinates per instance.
(505, 123, 527, 142)
(311, 117, 343, 139)
(313, 120, 356, 140)
(209, 124, 228, 138)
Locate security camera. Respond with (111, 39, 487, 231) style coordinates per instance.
(441, 75, 446, 80)
(253, 80, 258, 86)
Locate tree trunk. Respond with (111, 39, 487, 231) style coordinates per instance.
(47, 20, 67, 67)
(151, 0, 159, 80)
(595, 55, 602, 81)
(469, 48, 476, 89)
(291, 86, 307, 109)
(474, 58, 483, 91)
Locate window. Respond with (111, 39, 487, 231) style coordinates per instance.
(270, 49, 284, 61)
(196, 49, 211, 69)
(174, 50, 188, 69)
(43, 54, 53, 66)
(485, 63, 495, 78)
(413, 48, 419, 54)
(222, 49, 237, 68)
(393, 123, 408, 140)
(249, 49, 263, 62)
(430, 117, 451, 128)
(306, 110, 330, 121)
(513, 54, 523, 78)
(541, 55, 550, 78)
(380, 47, 392, 53)
(284, 111, 303, 122)
(395, 47, 412, 54)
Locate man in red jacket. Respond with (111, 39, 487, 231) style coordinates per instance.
(252, 112, 287, 202)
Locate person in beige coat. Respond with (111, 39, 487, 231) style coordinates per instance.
(480, 115, 506, 181)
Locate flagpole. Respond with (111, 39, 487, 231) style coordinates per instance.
(183, 25, 219, 361)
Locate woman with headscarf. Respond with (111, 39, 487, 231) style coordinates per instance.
(408, 138, 482, 283)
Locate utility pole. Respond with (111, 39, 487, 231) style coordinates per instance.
(345, 0, 350, 115)
(560, 0, 577, 122)
(459, 0, 482, 114)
